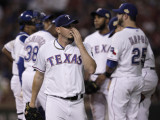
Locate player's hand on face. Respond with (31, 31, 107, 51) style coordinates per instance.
(70, 28, 83, 47)
(95, 74, 107, 86)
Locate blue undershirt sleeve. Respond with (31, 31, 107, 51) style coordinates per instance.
(17, 57, 25, 86)
(106, 59, 118, 68)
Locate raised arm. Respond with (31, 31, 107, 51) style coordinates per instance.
(71, 28, 96, 74)
(2, 46, 13, 62)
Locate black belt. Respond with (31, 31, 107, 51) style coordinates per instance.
(150, 67, 155, 70)
(144, 67, 155, 70)
(53, 94, 83, 101)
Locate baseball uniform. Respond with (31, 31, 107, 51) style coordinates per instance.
(20, 30, 55, 112)
(4, 36, 26, 120)
(107, 27, 149, 120)
(33, 39, 92, 120)
(137, 43, 158, 120)
(84, 31, 111, 120)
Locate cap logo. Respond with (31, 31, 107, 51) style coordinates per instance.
(113, 21, 118, 26)
(124, 9, 129, 13)
(65, 15, 70, 20)
(25, 15, 32, 18)
(105, 13, 110, 18)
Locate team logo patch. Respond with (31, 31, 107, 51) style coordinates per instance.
(110, 47, 117, 55)
(124, 9, 129, 13)
(105, 13, 110, 18)
(113, 21, 118, 26)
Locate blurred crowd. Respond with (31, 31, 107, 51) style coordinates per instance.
(0, 0, 160, 107)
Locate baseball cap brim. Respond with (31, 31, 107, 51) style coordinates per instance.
(43, 15, 55, 21)
(61, 19, 79, 27)
(112, 9, 124, 14)
(108, 30, 115, 38)
(43, 15, 51, 21)
(91, 12, 102, 17)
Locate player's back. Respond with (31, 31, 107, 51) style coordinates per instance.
(108, 27, 148, 77)
(23, 30, 56, 68)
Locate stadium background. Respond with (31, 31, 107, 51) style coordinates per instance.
(0, 0, 160, 120)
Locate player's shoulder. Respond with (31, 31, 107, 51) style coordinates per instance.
(83, 42, 92, 50)
(39, 40, 54, 51)
(15, 32, 29, 43)
(29, 30, 55, 40)
(84, 31, 99, 42)
(4, 39, 15, 51)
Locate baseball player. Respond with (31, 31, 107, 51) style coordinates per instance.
(27, 14, 96, 120)
(137, 43, 158, 120)
(43, 14, 58, 38)
(84, 8, 111, 120)
(1, 10, 40, 120)
(19, 11, 56, 116)
(100, 3, 149, 120)
(2, 40, 24, 120)
(108, 15, 158, 120)
(108, 17, 123, 38)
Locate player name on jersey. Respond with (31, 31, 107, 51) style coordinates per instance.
(47, 53, 82, 66)
(129, 35, 148, 45)
(25, 36, 46, 47)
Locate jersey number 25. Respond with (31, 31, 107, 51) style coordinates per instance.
(132, 47, 147, 66)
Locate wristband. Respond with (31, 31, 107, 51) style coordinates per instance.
(104, 72, 111, 78)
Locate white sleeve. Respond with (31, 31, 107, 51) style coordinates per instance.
(14, 38, 26, 62)
(4, 40, 15, 59)
(83, 43, 94, 58)
(145, 43, 154, 60)
(4, 40, 15, 53)
(33, 47, 46, 73)
(143, 42, 155, 67)
(107, 33, 123, 61)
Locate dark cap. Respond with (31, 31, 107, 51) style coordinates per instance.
(91, 8, 111, 19)
(112, 3, 138, 17)
(52, 14, 78, 27)
(43, 15, 51, 21)
(108, 17, 118, 32)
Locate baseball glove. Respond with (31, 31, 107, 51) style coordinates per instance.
(84, 80, 100, 94)
(25, 102, 43, 120)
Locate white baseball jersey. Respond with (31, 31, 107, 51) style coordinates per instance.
(137, 41, 158, 120)
(4, 38, 24, 119)
(84, 31, 111, 74)
(107, 27, 149, 120)
(4, 40, 17, 75)
(84, 31, 111, 92)
(143, 43, 155, 68)
(20, 30, 55, 68)
(4, 40, 15, 57)
(83, 31, 111, 120)
(14, 32, 29, 62)
(107, 27, 149, 77)
(33, 39, 92, 98)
